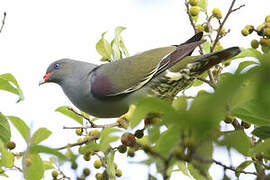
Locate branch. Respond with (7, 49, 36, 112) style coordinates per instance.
(67, 107, 119, 128)
(194, 155, 258, 176)
(93, 152, 107, 168)
(57, 134, 98, 150)
(0, 12, 6, 33)
(210, 1, 245, 52)
(184, 0, 204, 55)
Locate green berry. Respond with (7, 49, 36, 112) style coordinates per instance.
(224, 62, 231, 67)
(51, 170, 58, 178)
(241, 121, 251, 129)
(134, 129, 144, 139)
(190, 6, 199, 16)
(71, 162, 78, 169)
(127, 148, 135, 157)
(265, 15, 270, 23)
(76, 128, 83, 136)
(203, 24, 210, 33)
(117, 145, 127, 153)
(196, 24, 204, 32)
(266, 23, 270, 28)
(241, 28, 249, 36)
(77, 177, 85, 180)
(263, 28, 270, 36)
(257, 25, 264, 36)
(89, 130, 100, 139)
(77, 138, 83, 143)
(212, 8, 222, 19)
(114, 163, 118, 169)
(115, 169, 122, 177)
(94, 160, 102, 169)
(220, 27, 226, 36)
(95, 173, 103, 180)
(6, 141, 16, 150)
(224, 115, 233, 124)
(251, 39, 259, 49)
(189, 0, 198, 6)
(83, 153, 91, 161)
(83, 168, 90, 176)
(245, 25, 254, 34)
(260, 38, 270, 46)
(121, 133, 136, 147)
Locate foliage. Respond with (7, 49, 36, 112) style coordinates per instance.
(1, 1, 270, 180)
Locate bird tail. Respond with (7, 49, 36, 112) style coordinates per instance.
(187, 47, 241, 75)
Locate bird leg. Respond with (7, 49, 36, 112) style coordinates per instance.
(116, 104, 136, 129)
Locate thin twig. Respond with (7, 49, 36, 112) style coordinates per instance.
(184, 0, 204, 55)
(196, 77, 216, 88)
(93, 152, 107, 168)
(57, 135, 98, 150)
(67, 107, 120, 128)
(210, 1, 245, 52)
(194, 155, 258, 176)
(0, 12, 6, 33)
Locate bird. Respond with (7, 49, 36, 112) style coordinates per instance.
(39, 32, 241, 118)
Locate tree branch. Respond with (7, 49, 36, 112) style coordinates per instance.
(57, 134, 98, 150)
(0, 12, 6, 34)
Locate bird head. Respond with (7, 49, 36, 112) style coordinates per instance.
(39, 59, 77, 86)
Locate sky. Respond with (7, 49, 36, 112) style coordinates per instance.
(0, 0, 268, 179)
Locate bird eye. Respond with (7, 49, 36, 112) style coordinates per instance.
(54, 63, 60, 69)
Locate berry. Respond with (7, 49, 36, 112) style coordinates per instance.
(265, 15, 270, 23)
(144, 113, 160, 126)
(241, 28, 249, 36)
(127, 148, 135, 157)
(189, 6, 199, 16)
(263, 28, 270, 37)
(76, 128, 83, 136)
(117, 117, 129, 129)
(77, 138, 83, 143)
(117, 145, 127, 153)
(51, 170, 58, 178)
(257, 25, 264, 36)
(71, 162, 78, 169)
(266, 23, 270, 28)
(203, 24, 210, 33)
(94, 160, 102, 169)
(224, 115, 233, 124)
(77, 177, 85, 180)
(251, 39, 259, 49)
(114, 163, 118, 169)
(196, 24, 204, 32)
(121, 133, 136, 147)
(95, 173, 103, 180)
(220, 27, 226, 36)
(241, 121, 251, 129)
(224, 62, 231, 67)
(89, 130, 100, 139)
(245, 25, 254, 34)
(115, 169, 122, 177)
(6, 141, 16, 150)
(212, 8, 222, 19)
(189, 0, 198, 6)
(83, 135, 90, 141)
(83, 168, 90, 176)
(134, 129, 144, 139)
(260, 38, 270, 46)
(83, 153, 91, 161)
(24, 157, 32, 167)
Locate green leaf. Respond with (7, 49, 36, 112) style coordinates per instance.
(55, 106, 83, 125)
(100, 128, 120, 151)
(23, 154, 44, 180)
(198, 0, 208, 12)
(202, 41, 211, 53)
(0, 113, 11, 143)
(105, 151, 116, 180)
(0, 73, 24, 102)
(231, 48, 263, 62)
(188, 163, 210, 180)
(96, 31, 112, 61)
(79, 142, 102, 154)
(219, 130, 251, 156)
(120, 37, 129, 57)
(43, 160, 54, 170)
(252, 126, 270, 139)
(235, 61, 258, 74)
(111, 26, 127, 60)
(176, 161, 190, 177)
(8, 116, 30, 143)
(29, 145, 67, 160)
(235, 160, 253, 177)
(249, 139, 270, 158)
(0, 140, 14, 168)
(172, 96, 187, 112)
(111, 39, 122, 60)
(192, 141, 213, 172)
(31, 128, 52, 145)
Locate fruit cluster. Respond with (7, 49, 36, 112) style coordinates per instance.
(241, 15, 270, 49)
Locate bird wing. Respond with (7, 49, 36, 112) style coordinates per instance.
(90, 35, 205, 99)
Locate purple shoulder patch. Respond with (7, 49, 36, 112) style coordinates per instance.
(91, 75, 113, 99)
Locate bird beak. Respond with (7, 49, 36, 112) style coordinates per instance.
(39, 72, 53, 86)
(39, 79, 46, 86)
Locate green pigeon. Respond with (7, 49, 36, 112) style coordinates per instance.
(39, 32, 241, 118)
